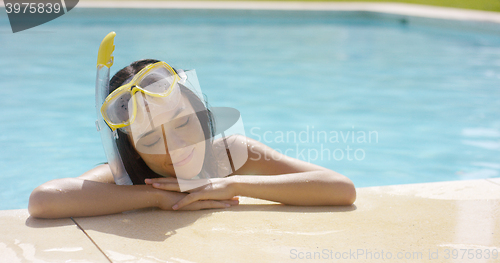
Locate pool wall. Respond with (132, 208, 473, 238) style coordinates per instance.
(76, 1, 500, 32)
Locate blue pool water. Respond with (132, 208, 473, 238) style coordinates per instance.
(1, 8, 500, 210)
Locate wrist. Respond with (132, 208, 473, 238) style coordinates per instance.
(149, 187, 166, 208)
(228, 175, 245, 197)
(148, 186, 187, 210)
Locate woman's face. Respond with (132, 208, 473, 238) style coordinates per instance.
(129, 94, 206, 179)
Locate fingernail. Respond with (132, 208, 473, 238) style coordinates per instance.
(172, 205, 178, 210)
(225, 204, 230, 207)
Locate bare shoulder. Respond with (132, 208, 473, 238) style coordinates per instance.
(233, 135, 329, 175)
(77, 164, 115, 183)
(213, 134, 266, 155)
(212, 134, 250, 176)
(212, 134, 248, 148)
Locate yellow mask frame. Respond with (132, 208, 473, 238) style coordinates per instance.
(100, 61, 181, 131)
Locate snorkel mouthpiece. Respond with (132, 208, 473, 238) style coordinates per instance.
(97, 32, 116, 68)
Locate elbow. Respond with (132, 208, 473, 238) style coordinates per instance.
(28, 187, 59, 219)
(313, 171, 357, 206)
(330, 176, 356, 206)
(342, 182, 356, 206)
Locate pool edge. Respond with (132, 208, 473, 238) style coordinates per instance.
(2, 178, 499, 262)
(71, 1, 500, 24)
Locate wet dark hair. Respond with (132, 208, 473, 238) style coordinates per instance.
(108, 59, 216, 184)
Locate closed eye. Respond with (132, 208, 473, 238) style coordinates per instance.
(176, 117, 189, 129)
(143, 136, 161, 147)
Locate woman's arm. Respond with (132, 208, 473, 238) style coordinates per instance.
(233, 136, 355, 206)
(28, 164, 238, 219)
(147, 136, 356, 209)
(231, 172, 354, 206)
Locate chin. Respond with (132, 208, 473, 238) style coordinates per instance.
(173, 149, 205, 179)
(152, 168, 172, 177)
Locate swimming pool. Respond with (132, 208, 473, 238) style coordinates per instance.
(1, 7, 499, 210)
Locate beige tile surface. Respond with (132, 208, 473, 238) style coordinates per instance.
(1, 180, 497, 262)
(0, 209, 109, 263)
(487, 177, 500, 186)
(361, 179, 500, 200)
(73, 180, 500, 263)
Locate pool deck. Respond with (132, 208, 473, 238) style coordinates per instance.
(75, 1, 500, 23)
(2, 2, 500, 262)
(2, 179, 499, 262)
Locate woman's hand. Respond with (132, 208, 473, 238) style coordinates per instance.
(146, 177, 239, 210)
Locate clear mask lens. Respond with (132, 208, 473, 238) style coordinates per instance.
(139, 66, 177, 94)
(105, 91, 132, 124)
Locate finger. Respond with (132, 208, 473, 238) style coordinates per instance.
(151, 182, 181, 192)
(172, 192, 238, 210)
(180, 200, 230, 211)
(145, 177, 177, 184)
(172, 192, 204, 210)
(151, 181, 207, 192)
(220, 199, 239, 206)
(145, 178, 182, 191)
(176, 178, 211, 192)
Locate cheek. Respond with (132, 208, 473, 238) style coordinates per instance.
(190, 117, 206, 142)
(140, 153, 173, 176)
(142, 154, 163, 164)
(197, 141, 206, 157)
(189, 120, 206, 160)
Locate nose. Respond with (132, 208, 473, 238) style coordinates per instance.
(162, 124, 187, 153)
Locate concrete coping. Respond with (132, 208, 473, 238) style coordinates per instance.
(73, 1, 500, 24)
(2, 178, 500, 262)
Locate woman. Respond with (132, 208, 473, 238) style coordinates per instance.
(28, 59, 356, 219)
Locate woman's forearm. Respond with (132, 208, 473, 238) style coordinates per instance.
(28, 178, 173, 218)
(232, 171, 356, 206)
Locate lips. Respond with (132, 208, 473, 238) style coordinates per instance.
(172, 148, 195, 167)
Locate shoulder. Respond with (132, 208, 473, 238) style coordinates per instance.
(212, 134, 251, 155)
(212, 134, 267, 153)
(229, 135, 329, 175)
(211, 134, 250, 175)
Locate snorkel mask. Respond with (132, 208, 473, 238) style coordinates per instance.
(95, 32, 248, 191)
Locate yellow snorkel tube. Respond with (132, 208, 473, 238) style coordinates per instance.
(95, 32, 133, 185)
